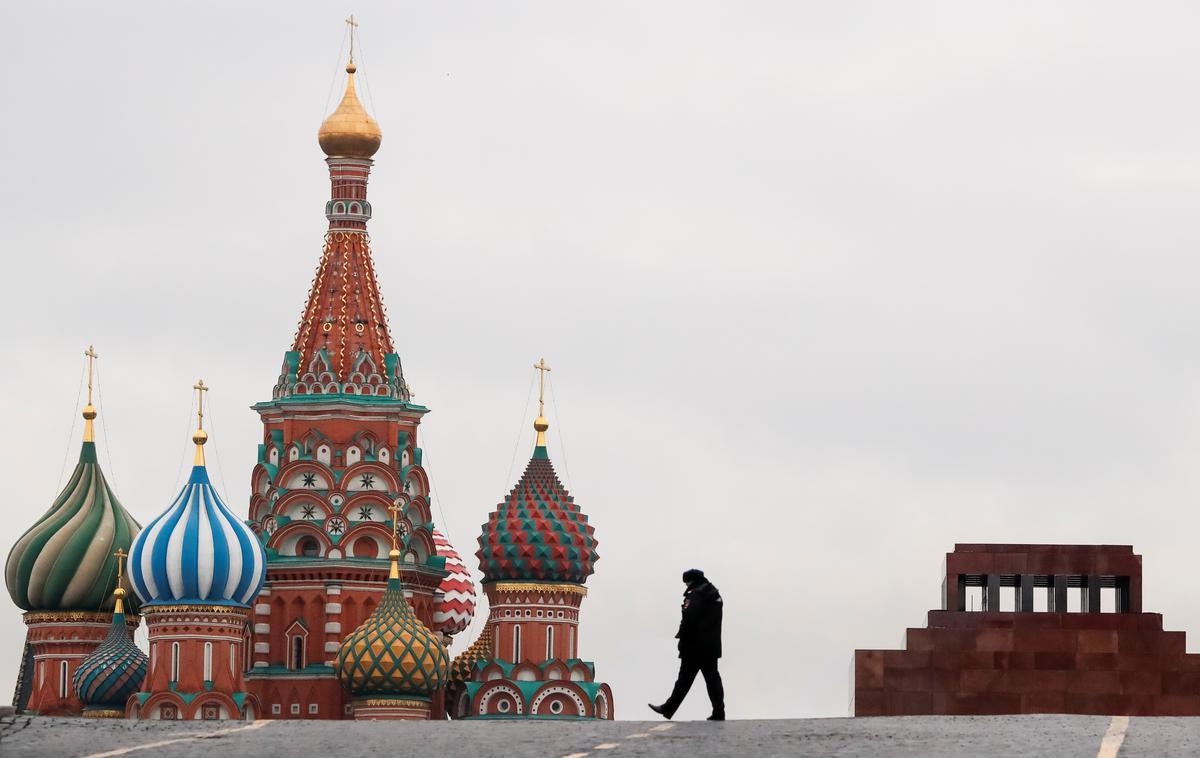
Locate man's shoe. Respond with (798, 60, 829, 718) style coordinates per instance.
(707, 713, 725, 721)
(648, 703, 672, 719)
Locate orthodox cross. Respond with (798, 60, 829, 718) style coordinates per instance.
(112, 546, 128, 611)
(346, 14, 358, 64)
(113, 547, 127, 582)
(84, 345, 98, 405)
(194, 379, 208, 431)
(388, 499, 403, 550)
(534, 357, 551, 417)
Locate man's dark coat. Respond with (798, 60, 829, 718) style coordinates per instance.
(676, 580, 723, 660)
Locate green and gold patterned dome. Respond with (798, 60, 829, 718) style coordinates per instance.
(336, 549, 450, 698)
(5, 361, 141, 613)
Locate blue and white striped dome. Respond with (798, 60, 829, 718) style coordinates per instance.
(129, 464, 265, 607)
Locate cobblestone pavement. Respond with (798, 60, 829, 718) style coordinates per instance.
(5, 714, 1200, 757)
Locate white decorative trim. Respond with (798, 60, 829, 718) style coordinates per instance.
(254, 623, 270, 634)
(255, 604, 271, 616)
(478, 684, 524, 715)
(325, 603, 342, 614)
(530, 685, 587, 716)
(254, 643, 270, 654)
(324, 622, 341, 634)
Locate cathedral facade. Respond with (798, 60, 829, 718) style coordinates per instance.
(5, 34, 612, 722)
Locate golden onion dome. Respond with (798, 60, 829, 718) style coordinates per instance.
(335, 550, 449, 698)
(318, 63, 382, 159)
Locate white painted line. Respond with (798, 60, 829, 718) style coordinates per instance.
(80, 719, 271, 758)
(594, 744, 620, 750)
(1096, 716, 1130, 758)
(650, 723, 676, 732)
(561, 754, 590, 758)
(625, 733, 650, 738)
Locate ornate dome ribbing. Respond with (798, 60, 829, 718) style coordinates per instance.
(431, 529, 477, 636)
(129, 387, 266, 607)
(72, 590, 147, 714)
(476, 449, 598, 585)
(5, 421, 141, 613)
(130, 464, 266, 607)
(336, 552, 450, 698)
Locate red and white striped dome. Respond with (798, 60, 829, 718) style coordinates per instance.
(432, 529, 477, 635)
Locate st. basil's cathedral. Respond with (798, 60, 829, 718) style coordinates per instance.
(4, 33, 612, 722)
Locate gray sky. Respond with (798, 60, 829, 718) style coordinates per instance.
(5, 2, 1200, 720)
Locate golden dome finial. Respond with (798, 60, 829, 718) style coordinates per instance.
(533, 357, 551, 447)
(83, 345, 99, 443)
(318, 16, 382, 159)
(112, 547, 128, 614)
(192, 379, 209, 466)
(388, 499, 403, 579)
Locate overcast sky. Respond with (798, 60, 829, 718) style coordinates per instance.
(6, 2, 1200, 720)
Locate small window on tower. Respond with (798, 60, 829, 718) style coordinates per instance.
(299, 537, 321, 558)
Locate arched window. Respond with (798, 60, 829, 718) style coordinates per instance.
(546, 625, 555, 660)
(151, 642, 157, 673)
(203, 642, 213, 681)
(512, 625, 522, 663)
(171, 642, 181, 682)
(38, 661, 45, 687)
(569, 626, 576, 659)
(335, 202, 345, 214)
(291, 635, 305, 670)
(230, 644, 237, 675)
(299, 537, 320, 557)
(59, 661, 68, 698)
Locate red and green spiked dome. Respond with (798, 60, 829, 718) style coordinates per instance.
(477, 404, 598, 584)
(5, 382, 141, 613)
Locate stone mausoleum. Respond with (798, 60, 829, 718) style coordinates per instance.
(855, 544, 1200, 717)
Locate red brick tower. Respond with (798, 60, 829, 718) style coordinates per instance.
(242, 33, 465, 720)
(448, 361, 613, 720)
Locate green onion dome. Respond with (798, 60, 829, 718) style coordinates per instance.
(476, 444, 598, 584)
(5, 441, 141, 613)
(336, 551, 450, 698)
(72, 589, 147, 713)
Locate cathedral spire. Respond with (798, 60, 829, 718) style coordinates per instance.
(275, 25, 407, 400)
(317, 17, 381, 161)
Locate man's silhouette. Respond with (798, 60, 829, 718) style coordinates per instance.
(650, 568, 725, 720)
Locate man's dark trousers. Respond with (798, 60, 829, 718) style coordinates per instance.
(663, 656, 724, 718)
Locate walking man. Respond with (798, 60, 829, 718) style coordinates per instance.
(650, 568, 725, 720)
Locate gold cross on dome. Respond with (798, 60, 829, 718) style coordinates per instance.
(84, 345, 98, 404)
(113, 548, 127, 581)
(534, 357, 551, 416)
(388, 498, 403, 549)
(346, 14, 359, 63)
(193, 379, 208, 430)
